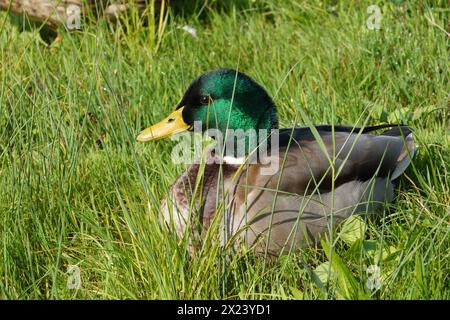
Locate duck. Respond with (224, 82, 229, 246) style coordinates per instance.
(136, 68, 415, 255)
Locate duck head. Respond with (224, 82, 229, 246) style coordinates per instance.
(136, 68, 279, 143)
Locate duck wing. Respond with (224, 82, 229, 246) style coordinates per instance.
(246, 125, 415, 195)
(224, 125, 416, 252)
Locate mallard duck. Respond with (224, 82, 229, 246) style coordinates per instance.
(137, 68, 415, 254)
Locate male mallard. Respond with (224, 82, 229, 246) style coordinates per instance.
(137, 68, 415, 254)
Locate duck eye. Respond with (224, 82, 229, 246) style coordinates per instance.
(200, 95, 212, 105)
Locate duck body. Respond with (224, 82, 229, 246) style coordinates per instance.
(137, 68, 415, 254)
(161, 125, 414, 254)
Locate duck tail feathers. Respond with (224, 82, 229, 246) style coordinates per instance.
(384, 127, 417, 181)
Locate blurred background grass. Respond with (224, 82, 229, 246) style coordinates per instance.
(0, 0, 449, 299)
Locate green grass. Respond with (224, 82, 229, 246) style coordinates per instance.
(0, 0, 449, 299)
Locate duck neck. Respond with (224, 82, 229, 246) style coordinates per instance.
(221, 105, 278, 160)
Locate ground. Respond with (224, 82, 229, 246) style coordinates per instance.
(0, 0, 448, 299)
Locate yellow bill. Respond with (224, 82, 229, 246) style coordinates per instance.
(136, 107, 190, 142)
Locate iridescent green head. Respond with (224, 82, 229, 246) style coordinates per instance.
(179, 68, 278, 132)
(137, 68, 278, 142)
